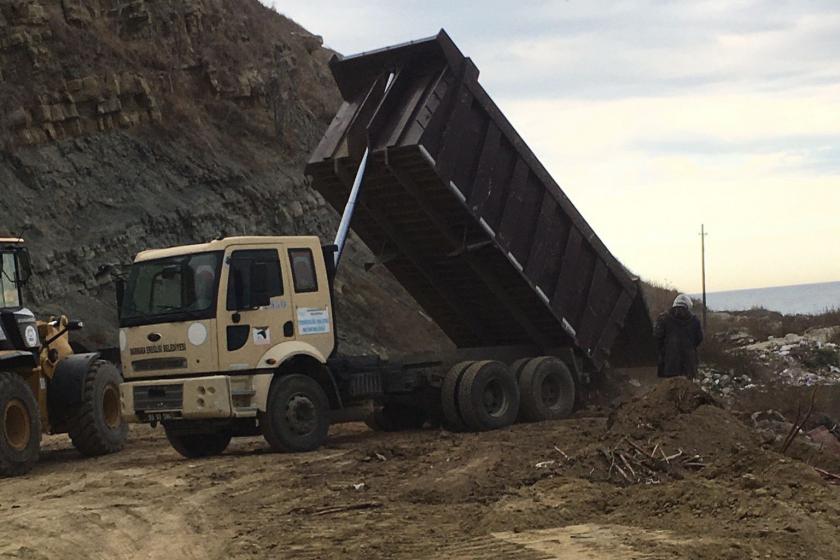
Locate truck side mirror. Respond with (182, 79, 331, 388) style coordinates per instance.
(115, 278, 125, 316)
(16, 248, 32, 285)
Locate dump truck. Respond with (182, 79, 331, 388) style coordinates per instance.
(0, 238, 128, 476)
(118, 30, 654, 457)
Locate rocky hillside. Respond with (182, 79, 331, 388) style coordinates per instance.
(0, 0, 450, 356)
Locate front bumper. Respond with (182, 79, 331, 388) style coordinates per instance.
(121, 375, 233, 422)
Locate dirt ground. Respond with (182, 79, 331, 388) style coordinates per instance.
(2, 378, 840, 560)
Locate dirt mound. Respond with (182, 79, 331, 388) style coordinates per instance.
(607, 377, 719, 436)
(4, 397, 840, 559)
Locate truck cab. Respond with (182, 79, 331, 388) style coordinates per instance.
(119, 236, 339, 455)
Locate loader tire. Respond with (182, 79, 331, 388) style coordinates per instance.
(164, 427, 231, 459)
(68, 360, 128, 457)
(441, 361, 472, 432)
(365, 404, 426, 432)
(457, 361, 519, 431)
(0, 371, 41, 477)
(518, 357, 575, 422)
(261, 374, 329, 453)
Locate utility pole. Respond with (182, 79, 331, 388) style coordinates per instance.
(700, 224, 708, 330)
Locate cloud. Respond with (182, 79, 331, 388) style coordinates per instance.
(268, 0, 840, 99)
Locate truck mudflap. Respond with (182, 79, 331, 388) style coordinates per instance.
(307, 30, 656, 371)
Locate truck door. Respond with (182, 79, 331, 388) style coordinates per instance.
(286, 246, 335, 358)
(217, 246, 293, 371)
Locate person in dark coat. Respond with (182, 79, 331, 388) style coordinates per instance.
(654, 294, 704, 378)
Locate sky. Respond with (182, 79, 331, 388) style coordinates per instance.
(266, 0, 840, 293)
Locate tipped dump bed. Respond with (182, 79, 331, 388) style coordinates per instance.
(306, 30, 654, 370)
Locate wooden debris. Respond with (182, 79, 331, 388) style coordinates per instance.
(814, 467, 840, 484)
(781, 387, 817, 454)
(597, 438, 706, 485)
(288, 502, 383, 516)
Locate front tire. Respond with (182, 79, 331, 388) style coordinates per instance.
(68, 360, 128, 457)
(164, 426, 232, 459)
(260, 374, 329, 453)
(0, 372, 41, 477)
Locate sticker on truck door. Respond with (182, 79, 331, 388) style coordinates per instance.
(253, 327, 271, 345)
(297, 307, 330, 335)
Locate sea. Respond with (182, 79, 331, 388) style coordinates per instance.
(694, 281, 840, 316)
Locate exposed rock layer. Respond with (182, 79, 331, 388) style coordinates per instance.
(0, 0, 450, 355)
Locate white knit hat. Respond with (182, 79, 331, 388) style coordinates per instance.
(673, 294, 693, 309)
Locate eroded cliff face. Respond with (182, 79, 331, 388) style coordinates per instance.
(0, 0, 451, 356)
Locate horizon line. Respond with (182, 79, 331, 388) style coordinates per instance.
(690, 279, 840, 296)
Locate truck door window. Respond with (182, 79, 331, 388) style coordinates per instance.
(120, 252, 222, 326)
(0, 253, 21, 309)
(289, 249, 318, 293)
(226, 250, 283, 310)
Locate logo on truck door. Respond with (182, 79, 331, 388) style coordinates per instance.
(253, 327, 271, 345)
(297, 307, 330, 335)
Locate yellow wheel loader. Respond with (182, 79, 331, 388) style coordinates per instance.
(0, 238, 128, 476)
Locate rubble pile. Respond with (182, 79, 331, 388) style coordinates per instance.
(743, 328, 840, 384)
(697, 366, 756, 398)
(702, 326, 840, 399)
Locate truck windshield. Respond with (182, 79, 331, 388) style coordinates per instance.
(120, 251, 222, 326)
(0, 252, 21, 309)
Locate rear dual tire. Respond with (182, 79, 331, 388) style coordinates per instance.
(518, 357, 576, 422)
(441, 360, 520, 432)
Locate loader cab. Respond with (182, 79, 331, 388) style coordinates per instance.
(119, 236, 335, 380)
(0, 239, 39, 354)
(0, 239, 31, 311)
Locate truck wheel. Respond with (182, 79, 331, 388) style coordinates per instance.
(511, 357, 532, 384)
(365, 404, 426, 432)
(457, 361, 519, 431)
(164, 426, 232, 458)
(0, 372, 41, 477)
(68, 360, 129, 457)
(261, 374, 329, 453)
(441, 361, 472, 432)
(518, 357, 576, 422)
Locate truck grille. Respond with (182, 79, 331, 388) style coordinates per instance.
(132, 358, 188, 372)
(133, 384, 183, 411)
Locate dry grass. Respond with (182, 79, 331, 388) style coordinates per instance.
(641, 280, 680, 320)
(782, 307, 840, 336)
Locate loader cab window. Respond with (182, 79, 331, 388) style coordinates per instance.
(226, 249, 283, 311)
(0, 252, 21, 309)
(289, 248, 318, 293)
(120, 251, 222, 327)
